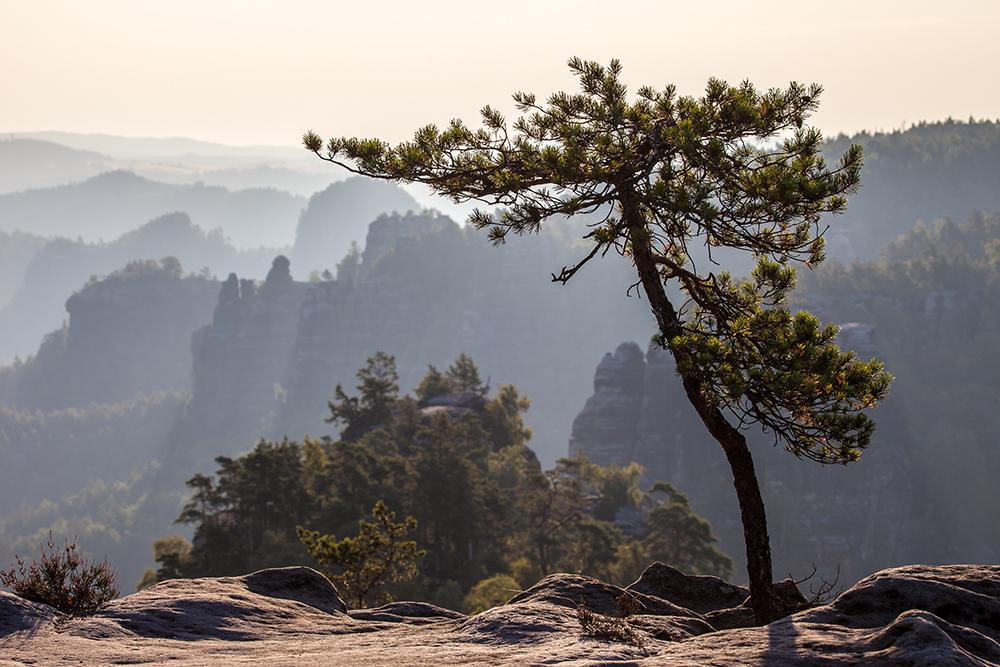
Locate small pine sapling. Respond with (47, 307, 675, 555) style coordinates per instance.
(297, 501, 424, 609)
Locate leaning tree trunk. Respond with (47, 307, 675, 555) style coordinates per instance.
(626, 214, 784, 626)
(678, 375, 784, 625)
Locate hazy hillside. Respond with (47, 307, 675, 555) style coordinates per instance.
(0, 211, 655, 586)
(10, 132, 307, 161)
(2, 133, 342, 198)
(4, 205, 999, 591)
(0, 168, 426, 362)
(0, 230, 47, 309)
(0, 170, 306, 249)
(822, 118, 1000, 259)
(0, 212, 277, 362)
(0, 139, 116, 193)
(290, 178, 422, 275)
(1, 122, 998, 596)
(0, 259, 219, 411)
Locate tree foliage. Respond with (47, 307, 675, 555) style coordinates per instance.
(326, 351, 400, 442)
(154, 354, 732, 606)
(297, 501, 423, 609)
(644, 482, 734, 578)
(461, 573, 521, 615)
(305, 58, 892, 623)
(822, 118, 1000, 256)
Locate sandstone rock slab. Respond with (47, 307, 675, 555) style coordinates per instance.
(3, 564, 1000, 666)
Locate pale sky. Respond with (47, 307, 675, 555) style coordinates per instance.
(2, 0, 998, 148)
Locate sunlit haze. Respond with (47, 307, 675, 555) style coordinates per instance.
(3, 0, 998, 148)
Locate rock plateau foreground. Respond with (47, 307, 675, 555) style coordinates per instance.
(3, 563, 999, 666)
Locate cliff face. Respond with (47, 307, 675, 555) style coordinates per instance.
(0, 211, 278, 363)
(569, 342, 915, 588)
(2, 207, 652, 466)
(190, 214, 454, 437)
(0, 262, 218, 410)
(190, 256, 311, 434)
(188, 211, 653, 457)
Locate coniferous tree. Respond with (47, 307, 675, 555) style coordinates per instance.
(445, 353, 486, 393)
(297, 501, 423, 609)
(304, 58, 892, 623)
(643, 482, 734, 579)
(414, 365, 450, 406)
(327, 352, 400, 441)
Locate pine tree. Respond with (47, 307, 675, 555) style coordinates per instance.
(297, 501, 423, 609)
(304, 58, 892, 624)
(327, 352, 400, 441)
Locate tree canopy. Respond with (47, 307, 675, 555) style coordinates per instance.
(153, 353, 732, 608)
(304, 58, 892, 624)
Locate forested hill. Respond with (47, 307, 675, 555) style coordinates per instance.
(0, 139, 113, 193)
(186, 210, 655, 458)
(567, 208, 1000, 587)
(822, 118, 1000, 259)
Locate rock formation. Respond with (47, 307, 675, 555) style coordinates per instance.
(0, 260, 218, 410)
(569, 342, 916, 589)
(0, 210, 277, 363)
(4, 563, 1000, 665)
(190, 256, 311, 435)
(190, 210, 650, 458)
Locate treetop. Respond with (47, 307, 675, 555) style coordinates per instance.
(304, 57, 860, 274)
(305, 57, 889, 467)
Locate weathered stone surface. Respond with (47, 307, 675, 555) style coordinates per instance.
(4, 564, 1000, 665)
(802, 564, 1000, 633)
(626, 562, 750, 615)
(62, 567, 353, 642)
(0, 589, 55, 636)
(241, 566, 347, 615)
(507, 572, 706, 621)
(349, 601, 465, 624)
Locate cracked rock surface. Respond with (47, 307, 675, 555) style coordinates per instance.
(3, 563, 1000, 666)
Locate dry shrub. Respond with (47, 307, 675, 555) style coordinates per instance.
(0, 532, 119, 613)
(576, 593, 645, 647)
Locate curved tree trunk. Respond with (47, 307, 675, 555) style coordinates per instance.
(678, 375, 784, 625)
(625, 205, 784, 625)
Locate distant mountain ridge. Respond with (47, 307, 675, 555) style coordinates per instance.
(0, 212, 279, 362)
(0, 169, 306, 248)
(291, 178, 421, 273)
(0, 138, 116, 193)
(9, 131, 305, 160)
(0, 133, 342, 198)
(0, 176, 430, 361)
